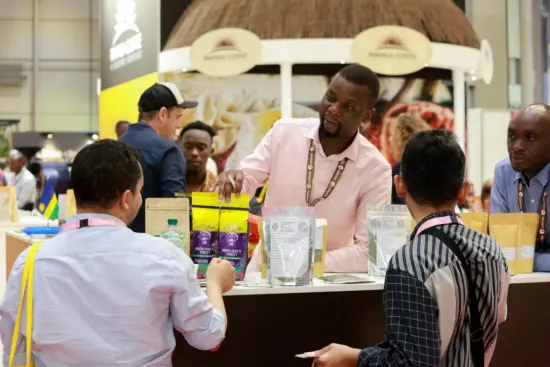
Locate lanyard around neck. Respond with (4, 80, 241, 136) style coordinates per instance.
(305, 140, 348, 207)
(517, 181, 548, 245)
(412, 214, 464, 238)
(61, 217, 126, 233)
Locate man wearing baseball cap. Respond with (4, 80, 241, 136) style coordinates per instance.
(120, 82, 198, 232)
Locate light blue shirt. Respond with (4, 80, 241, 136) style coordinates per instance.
(491, 158, 550, 271)
(0, 213, 225, 366)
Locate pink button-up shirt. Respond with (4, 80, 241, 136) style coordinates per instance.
(240, 118, 392, 273)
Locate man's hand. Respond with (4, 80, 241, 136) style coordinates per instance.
(211, 169, 244, 202)
(306, 344, 361, 367)
(206, 258, 236, 293)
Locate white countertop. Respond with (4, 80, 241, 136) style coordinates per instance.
(225, 273, 384, 296)
(6, 230, 550, 296)
(223, 271, 550, 296)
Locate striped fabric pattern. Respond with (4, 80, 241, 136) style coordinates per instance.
(358, 212, 509, 367)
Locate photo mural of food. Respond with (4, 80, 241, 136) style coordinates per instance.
(162, 72, 454, 170)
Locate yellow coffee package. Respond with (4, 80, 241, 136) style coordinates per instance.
(460, 212, 489, 234)
(259, 219, 267, 278)
(313, 219, 327, 278)
(489, 213, 539, 275)
(66, 189, 77, 218)
(191, 192, 220, 278)
(219, 194, 250, 281)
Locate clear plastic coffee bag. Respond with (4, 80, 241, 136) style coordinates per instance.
(263, 207, 316, 286)
(367, 205, 413, 276)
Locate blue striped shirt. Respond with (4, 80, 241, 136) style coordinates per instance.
(358, 212, 510, 367)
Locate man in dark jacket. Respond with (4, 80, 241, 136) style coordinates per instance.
(120, 82, 197, 232)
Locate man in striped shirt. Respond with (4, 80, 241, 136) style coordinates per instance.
(309, 130, 510, 366)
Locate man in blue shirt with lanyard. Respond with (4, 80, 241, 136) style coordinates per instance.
(0, 140, 236, 366)
(491, 103, 550, 271)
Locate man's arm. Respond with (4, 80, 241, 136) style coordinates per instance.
(170, 252, 226, 351)
(237, 122, 277, 195)
(357, 268, 441, 367)
(490, 166, 509, 213)
(324, 161, 392, 272)
(0, 249, 30, 366)
(160, 147, 187, 197)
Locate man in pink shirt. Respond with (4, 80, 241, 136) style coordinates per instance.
(214, 64, 392, 273)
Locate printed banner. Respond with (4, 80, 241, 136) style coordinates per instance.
(163, 72, 454, 169)
(100, 0, 160, 90)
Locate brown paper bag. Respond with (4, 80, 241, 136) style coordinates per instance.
(313, 219, 327, 278)
(460, 212, 489, 234)
(145, 198, 191, 254)
(489, 213, 539, 275)
(259, 218, 267, 278)
(0, 186, 19, 222)
(66, 189, 77, 219)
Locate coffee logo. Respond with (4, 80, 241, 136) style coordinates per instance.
(190, 28, 262, 77)
(226, 233, 238, 247)
(353, 26, 432, 76)
(109, 0, 143, 71)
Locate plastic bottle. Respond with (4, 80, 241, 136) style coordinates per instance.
(162, 219, 185, 250)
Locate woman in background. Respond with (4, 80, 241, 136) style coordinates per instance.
(389, 113, 431, 204)
(480, 178, 493, 213)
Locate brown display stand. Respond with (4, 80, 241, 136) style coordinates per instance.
(3, 230, 547, 366)
(172, 282, 550, 367)
(5, 232, 31, 278)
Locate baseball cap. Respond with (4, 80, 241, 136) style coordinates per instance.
(138, 82, 198, 113)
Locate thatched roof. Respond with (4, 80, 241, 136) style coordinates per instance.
(164, 0, 479, 50)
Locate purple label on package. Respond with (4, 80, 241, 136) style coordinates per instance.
(218, 232, 247, 279)
(191, 231, 217, 265)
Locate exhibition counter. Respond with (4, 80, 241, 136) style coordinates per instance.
(172, 272, 550, 367)
(3, 231, 549, 366)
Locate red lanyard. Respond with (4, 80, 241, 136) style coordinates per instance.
(61, 217, 126, 233)
(517, 182, 548, 245)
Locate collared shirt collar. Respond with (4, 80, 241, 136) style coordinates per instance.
(133, 121, 153, 130)
(514, 161, 550, 187)
(410, 211, 461, 239)
(305, 119, 360, 162)
(66, 213, 123, 224)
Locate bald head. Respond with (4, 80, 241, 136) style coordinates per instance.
(522, 104, 550, 119)
(508, 103, 550, 178)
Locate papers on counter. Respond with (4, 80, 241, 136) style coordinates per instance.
(319, 274, 375, 284)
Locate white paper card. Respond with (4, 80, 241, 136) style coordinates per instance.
(269, 219, 311, 278)
(501, 247, 516, 261)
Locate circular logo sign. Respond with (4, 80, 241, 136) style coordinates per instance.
(479, 39, 494, 85)
(190, 28, 262, 77)
(352, 26, 432, 76)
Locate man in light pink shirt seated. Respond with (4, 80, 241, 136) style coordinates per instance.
(213, 64, 392, 273)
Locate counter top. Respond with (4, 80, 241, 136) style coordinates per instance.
(225, 273, 384, 296)
(224, 272, 550, 296)
(6, 230, 550, 296)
